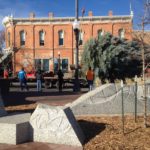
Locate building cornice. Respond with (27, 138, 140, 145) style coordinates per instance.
(5, 15, 132, 27)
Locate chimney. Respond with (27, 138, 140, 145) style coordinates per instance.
(108, 10, 113, 16)
(29, 12, 35, 19)
(48, 12, 54, 18)
(88, 11, 93, 17)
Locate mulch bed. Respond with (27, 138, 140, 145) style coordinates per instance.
(77, 116, 150, 150)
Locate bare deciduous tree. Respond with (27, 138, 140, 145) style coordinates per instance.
(133, 0, 150, 128)
(0, 29, 5, 51)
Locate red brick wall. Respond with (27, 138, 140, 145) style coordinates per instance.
(113, 22, 132, 40)
(5, 19, 132, 73)
(6, 26, 13, 48)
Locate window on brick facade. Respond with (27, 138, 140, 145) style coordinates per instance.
(39, 30, 45, 46)
(58, 30, 64, 46)
(79, 31, 84, 45)
(8, 32, 10, 47)
(54, 58, 68, 73)
(54, 58, 58, 73)
(20, 31, 25, 46)
(43, 59, 49, 71)
(35, 59, 49, 72)
(35, 59, 41, 70)
(118, 29, 125, 39)
(62, 59, 68, 72)
(98, 29, 104, 38)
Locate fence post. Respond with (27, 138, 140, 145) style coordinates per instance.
(134, 75, 138, 123)
(121, 80, 124, 135)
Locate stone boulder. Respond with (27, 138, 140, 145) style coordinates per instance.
(30, 104, 85, 147)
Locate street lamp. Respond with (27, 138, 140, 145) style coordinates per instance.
(58, 51, 60, 70)
(73, 0, 80, 92)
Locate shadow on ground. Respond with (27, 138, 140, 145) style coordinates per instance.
(1, 90, 85, 107)
(6, 109, 35, 114)
(78, 120, 106, 144)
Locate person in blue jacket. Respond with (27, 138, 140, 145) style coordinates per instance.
(18, 67, 29, 91)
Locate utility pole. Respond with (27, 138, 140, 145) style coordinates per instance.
(58, 51, 60, 70)
(73, 0, 80, 92)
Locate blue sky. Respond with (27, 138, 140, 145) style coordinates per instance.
(0, 0, 149, 30)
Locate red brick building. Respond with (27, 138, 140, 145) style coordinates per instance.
(3, 11, 133, 75)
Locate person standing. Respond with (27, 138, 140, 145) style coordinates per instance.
(3, 68, 9, 79)
(35, 69, 43, 92)
(86, 66, 94, 91)
(18, 67, 29, 91)
(57, 69, 64, 92)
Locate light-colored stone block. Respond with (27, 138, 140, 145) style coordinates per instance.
(30, 104, 85, 147)
(0, 113, 31, 144)
(68, 83, 150, 115)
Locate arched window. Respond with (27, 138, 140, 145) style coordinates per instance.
(20, 30, 25, 46)
(58, 30, 64, 46)
(98, 29, 104, 38)
(39, 30, 45, 46)
(118, 29, 125, 39)
(8, 32, 10, 47)
(79, 31, 84, 45)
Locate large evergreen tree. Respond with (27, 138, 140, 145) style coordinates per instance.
(81, 33, 142, 82)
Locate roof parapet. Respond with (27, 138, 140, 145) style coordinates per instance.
(29, 12, 35, 19)
(88, 11, 93, 17)
(108, 10, 113, 16)
(48, 12, 54, 18)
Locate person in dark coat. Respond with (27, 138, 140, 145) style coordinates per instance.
(35, 69, 43, 92)
(57, 69, 64, 92)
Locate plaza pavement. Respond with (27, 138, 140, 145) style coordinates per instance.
(4, 83, 88, 108)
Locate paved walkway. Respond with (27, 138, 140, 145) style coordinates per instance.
(3, 87, 88, 109)
(0, 86, 87, 150)
(0, 142, 83, 150)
